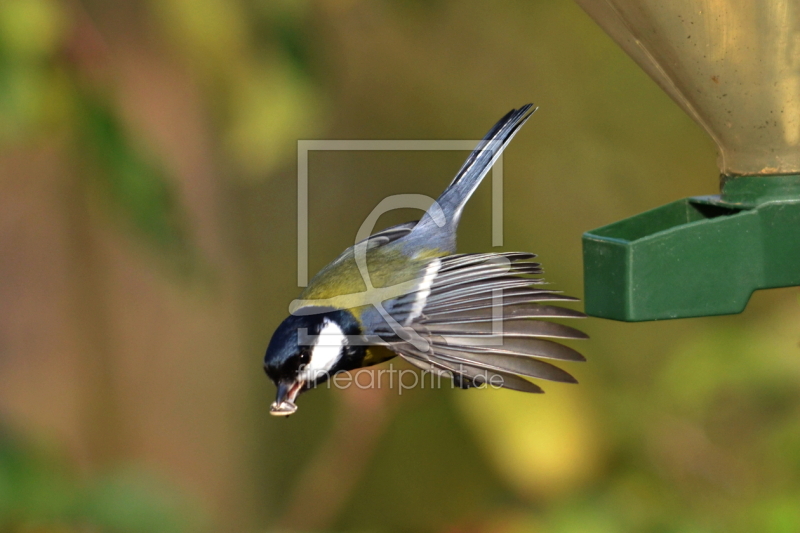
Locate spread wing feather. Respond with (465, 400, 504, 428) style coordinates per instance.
(423, 304, 586, 323)
(425, 344, 577, 383)
(368, 252, 587, 393)
(420, 320, 588, 340)
(423, 290, 579, 313)
(398, 344, 545, 393)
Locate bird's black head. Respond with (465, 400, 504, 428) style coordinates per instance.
(264, 307, 364, 416)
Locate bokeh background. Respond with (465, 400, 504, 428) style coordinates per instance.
(2, 0, 800, 532)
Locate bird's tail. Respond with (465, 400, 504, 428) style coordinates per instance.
(410, 104, 536, 249)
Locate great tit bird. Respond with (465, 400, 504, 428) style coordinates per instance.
(264, 104, 587, 416)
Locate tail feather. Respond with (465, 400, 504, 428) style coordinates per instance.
(409, 104, 536, 248)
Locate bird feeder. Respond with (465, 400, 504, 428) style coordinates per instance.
(576, 0, 800, 321)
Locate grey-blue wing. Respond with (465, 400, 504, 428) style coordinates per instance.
(308, 220, 420, 285)
(357, 220, 418, 250)
(358, 252, 588, 392)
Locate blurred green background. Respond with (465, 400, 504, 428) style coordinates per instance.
(2, 0, 800, 532)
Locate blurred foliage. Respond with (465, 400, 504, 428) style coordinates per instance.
(77, 95, 189, 250)
(1, 0, 800, 533)
(456, 383, 602, 500)
(0, 0, 323, 257)
(151, 0, 324, 179)
(0, 0, 190, 256)
(0, 0, 68, 142)
(0, 428, 200, 533)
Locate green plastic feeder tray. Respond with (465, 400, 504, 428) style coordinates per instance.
(575, 0, 800, 321)
(583, 175, 800, 321)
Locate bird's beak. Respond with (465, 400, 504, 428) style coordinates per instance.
(270, 380, 304, 416)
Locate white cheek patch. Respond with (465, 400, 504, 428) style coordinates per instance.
(299, 319, 346, 381)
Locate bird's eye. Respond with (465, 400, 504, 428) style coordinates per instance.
(299, 348, 311, 365)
